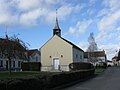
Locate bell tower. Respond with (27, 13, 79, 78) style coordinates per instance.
(53, 9, 61, 37)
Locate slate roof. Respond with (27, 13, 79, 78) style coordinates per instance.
(0, 38, 26, 51)
(0, 38, 27, 59)
(61, 37, 84, 52)
(27, 49, 39, 56)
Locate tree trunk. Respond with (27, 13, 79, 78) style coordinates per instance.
(8, 57, 12, 74)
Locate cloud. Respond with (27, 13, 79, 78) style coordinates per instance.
(96, 0, 120, 60)
(87, 8, 96, 16)
(99, 44, 120, 60)
(97, 10, 120, 32)
(89, 0, 97, 5)
(102, 0, 120, 11)
(116, 27, 120, 31)
(45, 4, 83, 23)
(0, 0, 82, 27)
(20, 8, 44, 26)
(96, 0, 120, 43)
(58, 4, 80, 20)
(0, 0, 18, 26)
(66, 19, 93, 37)
(78, 41, 88, 51)
(97, 9, 109, 17)
(118, 36, 120, 41)
(17, 0, 40, 11)
(44, 0, 61, 5)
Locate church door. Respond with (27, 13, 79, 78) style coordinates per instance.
(53, 58, 60, 70)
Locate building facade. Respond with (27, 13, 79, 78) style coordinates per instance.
(40, 18, 84, 71)
(84, 50, 107, 66)
(0, 37, 28, 71)
(27, 49, 40, 62)
(0, 58, 25, 71)
(112, 56, 120, 66)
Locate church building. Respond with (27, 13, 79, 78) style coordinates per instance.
(40, 17, 84, 71)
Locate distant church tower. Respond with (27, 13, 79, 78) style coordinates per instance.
(53, 10, 61, 37)
(5, 25, 9, 39)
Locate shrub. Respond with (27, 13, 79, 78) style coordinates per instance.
(69, 62, 94, 71)
(96, 62, 107, 68)
(0, 77, 45, 90)
(43, 69, 95, 89)
(0, 69, 95, 90)
(21, 62, 41, 71)
(0, 80, 6, 90)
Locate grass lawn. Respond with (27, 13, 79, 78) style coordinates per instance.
(0, 71, 41, 78)
(0, 71, 61, 78)
(95, 67, 105, 74)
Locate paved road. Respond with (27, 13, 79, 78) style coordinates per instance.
(62, 67, 120, 90)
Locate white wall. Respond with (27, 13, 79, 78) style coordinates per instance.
(97, 57, 106, 62)
(107, 62, 114, 66)
(0, 58, 24, 70)
(30, 53, 40, 62)
(72, 48, 84, 63)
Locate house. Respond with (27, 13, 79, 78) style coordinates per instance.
(112, 56, 120, 66)
(84, 50, 107, 66)
(0, 37, 28, 71)
(26, 49, 40, 62)
(40, 17, 84, 71)
(0, 58, 25, 71)
(107, 60, 114, 66)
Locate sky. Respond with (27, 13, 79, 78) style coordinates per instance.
(0, 0, 120, 60)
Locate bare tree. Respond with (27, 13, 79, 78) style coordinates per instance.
(87, 32, 97, 52)
(87, 33, 98, 65)
(0, 35, 28, 74)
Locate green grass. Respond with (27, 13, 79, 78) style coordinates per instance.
(95, 67, 105, 74)
(0, 71, 41, 78)
(0, 71, 61, 78)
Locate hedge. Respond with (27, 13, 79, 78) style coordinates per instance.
(0, 77, 44, 90)
(21, 62, 41, 71)
(69, 62, 94, 70)
(0, 69, 94, 90)
(45, 69, 95, 89)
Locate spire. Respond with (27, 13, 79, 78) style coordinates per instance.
(54, 17, 60, 30)
(53, 9, 61, 37)
(5, 25, 9, 39)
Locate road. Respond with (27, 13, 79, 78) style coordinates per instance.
(62, 67, 120, 90)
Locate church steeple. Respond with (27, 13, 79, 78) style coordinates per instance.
(53, 9, 61, 37)
(5, 25, 9, 39)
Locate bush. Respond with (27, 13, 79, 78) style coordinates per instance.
(21, 62, 41, 71)
(41, 69, 95, 89)
(96, 62, 107, 69)
(0, 77, 45, 90)
(0, 69, 95, 90)
(8, 78, 43, 90)
(69, 62, 94, 71)
(0, 80, 6, 90)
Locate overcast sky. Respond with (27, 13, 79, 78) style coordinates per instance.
(0, 0, 120, 60)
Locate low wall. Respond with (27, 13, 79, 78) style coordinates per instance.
(41, 65, 70, 71)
